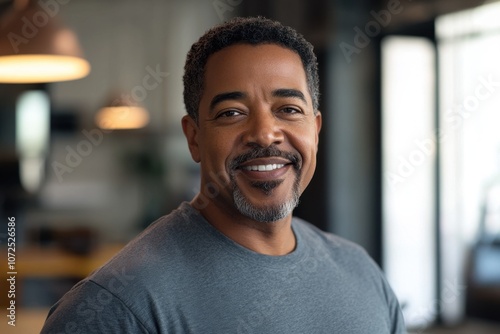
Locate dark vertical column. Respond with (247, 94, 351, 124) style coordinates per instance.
(433, 39, 443, 325)
(327, 0, 382, 263)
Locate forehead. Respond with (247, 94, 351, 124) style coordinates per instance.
(202, 43, 309, 99)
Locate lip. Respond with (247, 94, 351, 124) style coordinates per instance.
(236, 158, 292, 180)
(238, 157, 292, 168)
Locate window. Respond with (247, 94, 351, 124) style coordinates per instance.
(382, 36, 437, 328)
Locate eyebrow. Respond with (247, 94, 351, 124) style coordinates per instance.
(208, 88, 308, 112)
(209, 91, 246, 111)
(272, 88, 307, 105)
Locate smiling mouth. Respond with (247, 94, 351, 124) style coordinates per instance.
(229, 146, 301, 176)
(241, 164, 286, 172)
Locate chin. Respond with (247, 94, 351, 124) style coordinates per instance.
(233, 188, 299, 223)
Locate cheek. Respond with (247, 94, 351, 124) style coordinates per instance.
(291, 129, 319, 180)
(200, 131, 234, 171)
(299, 147, 318, 192)
(302, 145, 317, 176)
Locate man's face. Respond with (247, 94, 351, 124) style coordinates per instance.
(183, 43, 321, 223)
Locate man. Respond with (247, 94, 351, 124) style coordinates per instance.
(41, 17, 406, 333)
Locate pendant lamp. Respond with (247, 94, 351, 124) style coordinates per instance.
(0, 0, 90, 83)
(95, 94, 149, 130)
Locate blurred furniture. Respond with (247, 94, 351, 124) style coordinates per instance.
(465, 238, 500, 322)
(0, 308, 49, 334)
(0, 244, 124, 308)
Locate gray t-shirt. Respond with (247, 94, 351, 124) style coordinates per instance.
(41, 202, 406, 333)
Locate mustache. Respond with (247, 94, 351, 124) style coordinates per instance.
(229, 146, 301, 170)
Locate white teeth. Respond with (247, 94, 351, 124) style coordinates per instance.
(243, 164, 285, 171)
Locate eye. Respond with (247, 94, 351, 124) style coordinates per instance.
(279, 106, 302, 115)
(216, 110, 243, 118)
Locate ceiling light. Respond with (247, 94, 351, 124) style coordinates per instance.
(0, 0, 90, 83)
(95, 95, 149, 130)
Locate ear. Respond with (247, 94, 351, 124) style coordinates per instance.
(314, 111, 322, 147)
(182, 115, 201, 163)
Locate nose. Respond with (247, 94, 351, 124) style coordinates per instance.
(241, 110, 284, 148)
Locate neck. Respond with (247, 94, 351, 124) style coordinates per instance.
(191, 195, 296, 256)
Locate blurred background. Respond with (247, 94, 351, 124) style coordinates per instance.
(1, 0, 500, 333)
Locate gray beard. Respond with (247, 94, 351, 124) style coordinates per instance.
(231, 176, 301, 223)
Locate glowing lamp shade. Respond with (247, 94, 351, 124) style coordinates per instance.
(95, 106, 150, 130)
(0, 54, 90, 83)
(0, 0, 90, 83)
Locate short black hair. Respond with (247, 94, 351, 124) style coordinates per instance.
(183, 16, 320, 122)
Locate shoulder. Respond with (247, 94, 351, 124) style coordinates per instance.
(99, 202, 201, 266)
(292, 217, 395, 300)
(292, 216, 373, 263)
(90, 202, 206, 283)
(41, 279, 148, 333)
(129, 201, 199, 245)
(293, 217, 407, 333)
(42, 203, 205, 333)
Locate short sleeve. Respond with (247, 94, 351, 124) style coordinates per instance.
(41, 279, 149, 334)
